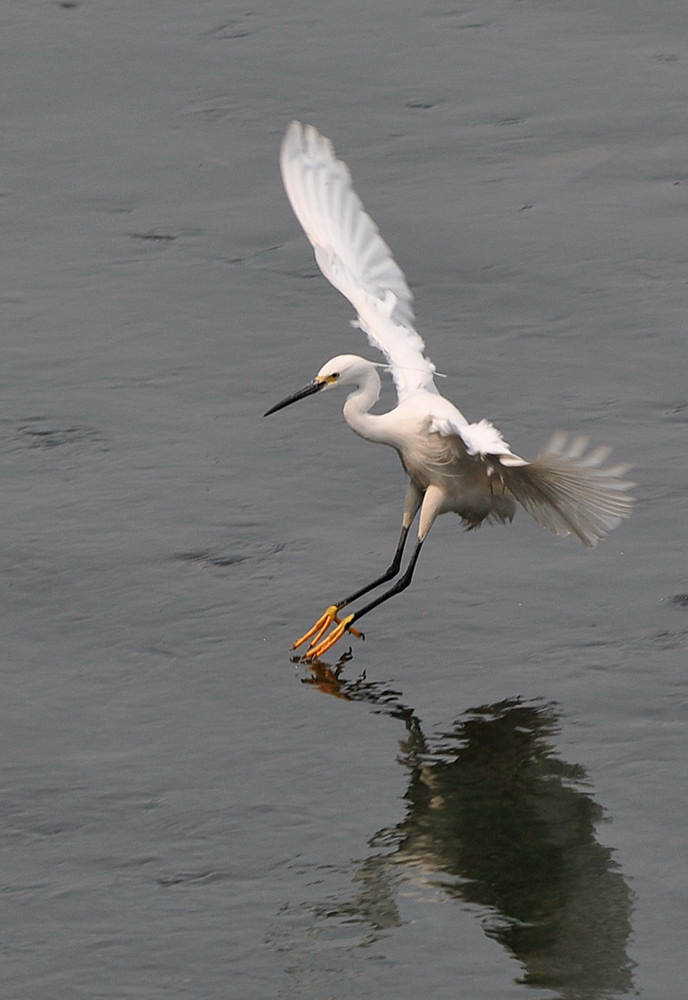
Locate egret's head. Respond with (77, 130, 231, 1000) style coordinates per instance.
(264, 354, 377, 416)
(315, 354, 378, 387)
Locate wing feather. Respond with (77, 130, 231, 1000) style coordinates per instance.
(495, 433, 635, 547)
(280, 121, 438, 400)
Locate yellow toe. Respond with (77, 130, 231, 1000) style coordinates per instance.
(291, 605, 339, 650)
(307, 614, 356, 659)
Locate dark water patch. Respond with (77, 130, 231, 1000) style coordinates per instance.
(207, 16, 258, 40)
(3, 793, 82, 840)
(219, 243, 283, 267)
(404, 99, 444, 111)
(652, 629, 688, 650)
(156, 869, 229, 887)
(9, 418, 108, 453)
(664, 593, 688, 607)
(422, 8, 489, 30)
(113, 855, 161, 870)
(186, 97, 237, 123)
(173, 543, 285, 570)
(176, 549, 250, 568)
(128, 231, 177, 243)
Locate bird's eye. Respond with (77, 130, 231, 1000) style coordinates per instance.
(331, 372, 339, 379)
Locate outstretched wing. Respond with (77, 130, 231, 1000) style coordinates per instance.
(280, 121, 438, 401)
(495, 432, 635, 547)
(425, 391, 634, 546)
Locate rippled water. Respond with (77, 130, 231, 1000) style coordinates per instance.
(3, 2, 687, 998)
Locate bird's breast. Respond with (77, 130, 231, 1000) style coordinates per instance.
(399, 431, 516, 527)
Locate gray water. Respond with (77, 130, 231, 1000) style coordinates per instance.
(2, 2, 687, 997)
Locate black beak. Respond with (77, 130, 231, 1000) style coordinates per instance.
(264, 379, 326, 417)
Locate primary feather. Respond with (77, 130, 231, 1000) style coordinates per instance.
(280, 121, 438, 400)
(495, 433, 635, 547)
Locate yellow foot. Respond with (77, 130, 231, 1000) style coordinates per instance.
(306, 613, 359, 660)
(291, 606, 340, 650)
(291, 606, 363, 654)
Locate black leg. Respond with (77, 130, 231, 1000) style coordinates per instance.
(335, 524, 410, 610)
(293, 483, 426, 657)
(347, 538, 424, 626)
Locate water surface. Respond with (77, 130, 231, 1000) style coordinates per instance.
(2, 2, 687, 997)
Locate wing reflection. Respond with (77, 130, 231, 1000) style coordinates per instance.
(302, 667, 635, 997)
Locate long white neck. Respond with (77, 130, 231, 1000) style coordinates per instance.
(341, 367, 390, 444)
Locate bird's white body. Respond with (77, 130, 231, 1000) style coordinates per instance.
(269, 122, 635, 657)
(325, 356, 515, 529)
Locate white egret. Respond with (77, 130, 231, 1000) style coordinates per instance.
(266, 121, 634, 660)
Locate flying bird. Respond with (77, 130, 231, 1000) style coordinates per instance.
(266, 121, 634, 660)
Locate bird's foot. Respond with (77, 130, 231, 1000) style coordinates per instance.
(291, 606, 363, 660)
(306, 613, 360, 660)
(291, 605, 340, 650)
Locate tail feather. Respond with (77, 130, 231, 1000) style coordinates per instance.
(498, 433, 635, 547)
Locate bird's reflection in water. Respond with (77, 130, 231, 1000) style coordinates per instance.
(301, 661, 635, 998)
